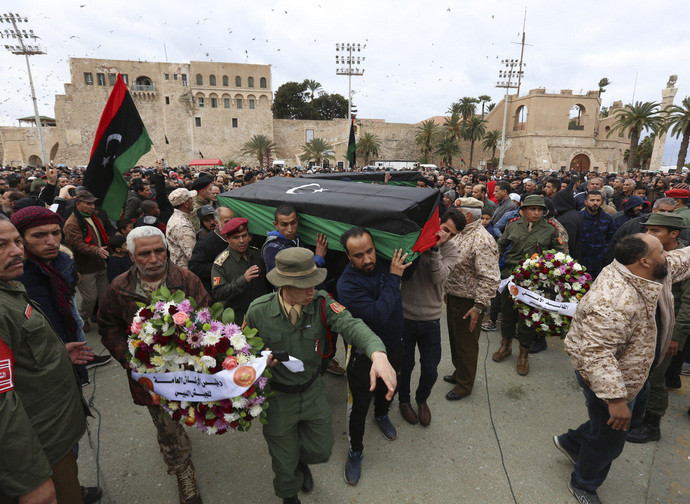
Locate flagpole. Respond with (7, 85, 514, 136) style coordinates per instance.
(336, 42, 365, 169)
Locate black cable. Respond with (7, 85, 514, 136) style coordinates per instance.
(483, 332, 519, 504)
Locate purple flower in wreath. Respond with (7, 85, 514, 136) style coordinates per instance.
(176, 299, 192, 314)
(544, 253, 555, 260)
(196, 308, 212, 324)
(256, 376, 269, 390)
(577, 275, 588, 285)
(209, 320, 224, 333)
(223, 323, 242, 338)
(558, 265, 568, 274)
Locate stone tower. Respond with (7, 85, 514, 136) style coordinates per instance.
(649, 75, 678, 170)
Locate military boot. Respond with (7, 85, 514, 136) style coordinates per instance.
(175, 462, 202, 504)
(516, 345, 530, 376)
(626, 411, 661, 443)
(492, 338, 513, 362)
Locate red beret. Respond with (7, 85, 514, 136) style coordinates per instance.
(221, 217, 248, 236)
(665, 188, 690, 199)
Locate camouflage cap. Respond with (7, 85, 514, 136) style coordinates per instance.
(644, 212, 688, 229)
(521, 194, 547, 208)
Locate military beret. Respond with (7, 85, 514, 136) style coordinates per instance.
(665, 188, 690, 199)
(644, 212, 688, 229)
(221, 217, 249, 236)
(190, 176, 213, 192)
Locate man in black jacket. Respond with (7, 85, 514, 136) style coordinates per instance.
(188, 206, 234, 294)
(551, 184, 583, 261)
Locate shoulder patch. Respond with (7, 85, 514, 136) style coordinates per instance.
(509, 216, 522, 223)
(213, 276, 221, 286)
(330, 301, 346, 314)
(547, 218, 559, 228)
(214, 250, 230, 266)
(0, 339, 15, 394)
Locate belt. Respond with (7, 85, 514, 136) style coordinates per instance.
(271, 371, 320, 394)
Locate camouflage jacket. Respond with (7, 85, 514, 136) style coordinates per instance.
(166, 209, 196, 269)
(564, 247, 690, 403)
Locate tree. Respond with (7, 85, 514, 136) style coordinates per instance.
(487, 103, 496, 113)
(665, 96, 690, 171)
(599, 106, 609, 118)
(356, 132, 381, 167)
(307, 93, 348, 120)
(477, 95, 492, 117)
(598, 77, 610, 97)
(482, 129, 502, 163)
(303, 79, 323, 101)
(447, 102, 462, 116)
(635, 134, 655, 170)
(241, 135, 276, 169)
(458, 97, 478, 121)
(415, 119, 439, 163)
(299, 138, 335, 166)
(435, 136, 461, 167)
(608, 101, 664, 169)
(272, 81, 308, 119)
(462, 116, 487, 169)
(443, 113, 463, 140)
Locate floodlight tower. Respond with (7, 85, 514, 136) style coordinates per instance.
(335, 42, 365, 127)
(495, 59, 524, 171)
(1, 12, 48, 165)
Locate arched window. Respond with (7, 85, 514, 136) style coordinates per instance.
(222, 75, 229, 87)
(209, 75, 216, 86)
(248, 77, 254, 88)
(513, 105, 528, 131)
(235, 76, 242, 87)
(235, 94, 244, 109)
(568, 104, 586, 130)
(260, 77, 267, 88)
(196, 74, 203, 85)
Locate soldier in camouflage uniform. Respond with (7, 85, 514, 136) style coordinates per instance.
(189, 176, 215, 234)
(555, 232, 690, 504)
(493, 194, 565, 375)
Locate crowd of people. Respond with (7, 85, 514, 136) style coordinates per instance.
(1, 161, 689, 504)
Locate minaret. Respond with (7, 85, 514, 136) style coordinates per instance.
(649, 75, 678, 169)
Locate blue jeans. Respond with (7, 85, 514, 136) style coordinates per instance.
(558, 372, 649, 493)
(399, 319, 442, 404)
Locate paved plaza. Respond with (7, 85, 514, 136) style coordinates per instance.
(78, 317, 690, 504)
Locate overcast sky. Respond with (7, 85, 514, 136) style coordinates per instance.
(2, 0, 688, 164)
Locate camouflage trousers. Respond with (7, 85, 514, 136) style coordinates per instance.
(146, 406, 192, 475)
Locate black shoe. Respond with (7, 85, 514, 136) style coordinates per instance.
(298, 462, 313, 493)
(529, 337, 547, 354)
(568, 481, 602, 504)
(445, 390, 469, 401)
(86, 354, 112, 370)
(626, 423, 661, 443)
(81, 486, 103, 504)
(344, 450, 363, 486)
(553, 435, 578, 465)
(283, 496, 301, 504)
(374, 415, 397, 440)
(666, 376, 682, 389)
(442, 374, 455, 384)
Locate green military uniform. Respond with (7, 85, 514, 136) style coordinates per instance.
(211, 246, 269, 325)
(497, 205, 565, 348)
(245, 290, 385, 499)
(0, 281, 88, 499)
(190, 195, 209, 234)
(674, 205, 690, 226)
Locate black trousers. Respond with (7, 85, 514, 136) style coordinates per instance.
(346, 344, 403, 452)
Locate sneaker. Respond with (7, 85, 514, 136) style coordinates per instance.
(680, 362, 690, 376)
(375, 415, 397, 441)
(86, 354, 112, 370)
(344, 450, 363, 485)
(81, 486, 103, 504)
(481, 320, 497, 331)
(327, 358, 346, 376)
(553, 435, 578, 465)
(568, 481, 602, 504)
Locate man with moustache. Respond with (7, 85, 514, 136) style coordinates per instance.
(189, 206, 235, 295)
(579, 191, 616, 279)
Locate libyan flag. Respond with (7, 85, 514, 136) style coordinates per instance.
(346, 118, 356, 168)
(301, 170, 422, 187)
(217, 177, 440, 261)
(84, 74, 152, 219)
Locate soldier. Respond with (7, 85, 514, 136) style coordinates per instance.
(493, 194, 565, 375)
(189, 176, 215, 233)
(211, 217, 269, 325)
(245, 248, 396, 504)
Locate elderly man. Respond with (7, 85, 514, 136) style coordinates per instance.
(399, 209, 462, 425)
(98, 226, 211, 504)
(555, 233, 690, 504)
(245, 248, 396, 504)
(189, 206, 235, 294)
(0, 215, 90, 504)
(494, 194, 564, 375)
(444, 199, 501, 398)
(612, 178, 635, 210)
(166, 187, 198, 269)
(63, 190, 109, 332)
(211, 217, 269, 325)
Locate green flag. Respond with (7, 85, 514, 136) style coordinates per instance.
(346, 118, 356, 168)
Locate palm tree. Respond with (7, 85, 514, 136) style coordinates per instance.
(447, 101, 462, 116)
(443, 113, 462, 140)
(415, 119, 439, 163)
(241, 134, 276, 169)
(356, 132, 381, 167)
(458, 97, 478, 121)
(462, 116, 487, 169)
(598, 77, 610, 97)
(303, 79, 322, 101)
(482, 129, 502, 162)
(299, 138, 335, 166)
(665, 96, 690, 171)
(608, 101, 664, 169)
(435, 136, 461, 167)
(636, 134, 655, 170)
(477, 95, 492, 117)
(487, 103, 496, 113)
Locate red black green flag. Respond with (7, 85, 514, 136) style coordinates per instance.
(346, 118, 356, 168)
(84, 74, 152, 219)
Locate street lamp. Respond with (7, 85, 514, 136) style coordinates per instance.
(495, 59, 525, 172)
(336, 42, 365, 168)
(1, 12, 48, 166)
